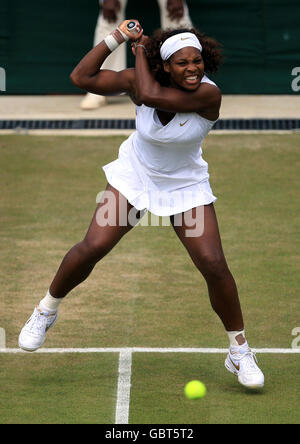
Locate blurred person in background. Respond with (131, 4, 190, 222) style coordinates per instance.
(80, 0, 192, 109)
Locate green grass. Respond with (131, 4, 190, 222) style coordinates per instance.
(1, 353, 299, 424)
(130, 353, 300, 424)
(0, 133, 299, 424)
(0, 354, 118, 424)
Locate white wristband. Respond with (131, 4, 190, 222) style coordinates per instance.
(104, 28, 129, 52)
(104, 35, 120, 52)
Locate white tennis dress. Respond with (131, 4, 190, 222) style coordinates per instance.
(103, 75, 218, 216)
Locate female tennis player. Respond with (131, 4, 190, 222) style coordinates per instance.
(19, 20, 264, 389)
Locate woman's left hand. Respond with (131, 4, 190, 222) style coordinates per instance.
(131, 35, 150, 56)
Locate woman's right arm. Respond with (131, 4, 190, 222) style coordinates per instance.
(70, 22, 142, 96)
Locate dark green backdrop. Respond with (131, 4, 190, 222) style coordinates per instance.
(0, 0, 299, 94)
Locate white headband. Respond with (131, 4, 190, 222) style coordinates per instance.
(160, 32, 202, 61)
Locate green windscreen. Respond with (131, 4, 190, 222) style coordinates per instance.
(0, 0, 299, 94)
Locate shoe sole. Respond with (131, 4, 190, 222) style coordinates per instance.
(225, 356, 264, 389)
(18, 342, 44, 352)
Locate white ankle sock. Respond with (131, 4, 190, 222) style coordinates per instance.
(227, 329, 247, 347)
(39, 290, 62, 313)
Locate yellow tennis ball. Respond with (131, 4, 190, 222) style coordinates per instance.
(184, 380, 206, 400)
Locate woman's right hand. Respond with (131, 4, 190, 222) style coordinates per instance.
(131, 35, 150, 57)
(118, 20, 144, 41)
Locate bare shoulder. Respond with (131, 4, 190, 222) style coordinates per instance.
(196, 82, 222, 120)
(198, 82, 222, 105)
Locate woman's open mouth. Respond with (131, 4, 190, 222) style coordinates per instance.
(184, 75, 200, 85)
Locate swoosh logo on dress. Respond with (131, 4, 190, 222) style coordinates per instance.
(180, 120, 189, 126)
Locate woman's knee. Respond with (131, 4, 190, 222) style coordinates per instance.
(194, 253, 230, 282)
(78, 237, 114, 263)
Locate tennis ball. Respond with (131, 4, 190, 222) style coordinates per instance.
(184, 380, 206, 400)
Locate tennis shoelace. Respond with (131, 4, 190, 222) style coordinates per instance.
(235, 349, 260, 373)
(26, 309, 50, 334)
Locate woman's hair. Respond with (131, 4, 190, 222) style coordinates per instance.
(145, 27, 223, 87)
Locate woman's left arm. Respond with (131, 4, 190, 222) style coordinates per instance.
(134, 44, 221, 115)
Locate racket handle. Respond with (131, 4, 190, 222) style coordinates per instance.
(126, 21, 141, 35)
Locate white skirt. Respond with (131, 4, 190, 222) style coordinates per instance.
(102, 135, 217, 217)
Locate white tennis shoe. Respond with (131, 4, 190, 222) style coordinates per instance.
(18, 307, 58, 352)
(225, 346, 264, 389)
(80, 93, 107, 110)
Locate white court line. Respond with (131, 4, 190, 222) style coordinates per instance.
(115, 349, 132, 425)
(1, 346, 299, 426)
(1, 347, 300, 353)
(0, 328, 6, 348)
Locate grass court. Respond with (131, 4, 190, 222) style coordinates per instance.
(0, 133, 299, 424)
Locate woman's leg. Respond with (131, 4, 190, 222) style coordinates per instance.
(49, 183, 139, 298)
(170, 203, 244, 334)
(170, 204, 265, 389)
(19, 184, 141, 351)
(157, 0, 193, 29)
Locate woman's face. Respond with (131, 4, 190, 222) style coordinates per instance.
(163, 47, 204, 91)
